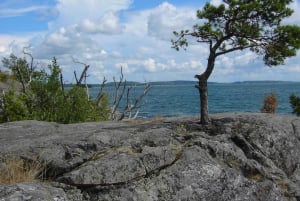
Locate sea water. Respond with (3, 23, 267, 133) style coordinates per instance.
(89, 81, 300, 118)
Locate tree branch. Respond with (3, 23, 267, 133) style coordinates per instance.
(96, 76, 107, 105)
(110, 66, 127, 120)
(71, 57, 90, 99)
(71, 57, 90, 85)
(22, 46, 35, 84)
(119, 82, 151, 120)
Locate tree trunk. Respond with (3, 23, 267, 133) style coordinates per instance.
(195, 52, 216, 125)
(196, 76, 209, 124)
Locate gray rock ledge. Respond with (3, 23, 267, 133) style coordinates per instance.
(0, 113, 299, 201)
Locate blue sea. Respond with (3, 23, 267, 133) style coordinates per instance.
(89, 81, 300, 118)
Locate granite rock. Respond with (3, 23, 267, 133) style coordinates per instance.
(0, 113, 299, 200)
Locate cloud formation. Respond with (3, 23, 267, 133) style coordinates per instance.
(0, 0, 300, 83)
(78, 13, 124, 34)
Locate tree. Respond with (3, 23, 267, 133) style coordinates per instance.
(172, 0, 300, 124)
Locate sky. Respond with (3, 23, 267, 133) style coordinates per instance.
(0, 0, 300, 83)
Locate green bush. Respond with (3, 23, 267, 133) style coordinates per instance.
(290, 94, 300, 116)
(0, 56, 109, 123)
(0, 89, 30, 122)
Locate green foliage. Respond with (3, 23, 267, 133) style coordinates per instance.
(57, 86, 108, 123)
(2, 54, 29, 83)
(0, 55, 109, 123)
(0, 89, 30, 122)
(290, 94, 300, 116)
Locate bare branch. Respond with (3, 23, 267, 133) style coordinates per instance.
(74, 71, 79, 84)
(119, 82, 151, 120)
(71, 57, 90, 86)
(110, 66, 127, 120)
(96, 76, 107, 104)
(71, 57, 90, 99)
(22, 46, 35, 83)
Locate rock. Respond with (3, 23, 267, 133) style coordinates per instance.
(0, 182, 83, 201)
(0, 113, 299, 200)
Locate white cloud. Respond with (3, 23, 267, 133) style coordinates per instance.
(45, 27, 70, 47)
(50, 0, 132, 29)
(288, 66, 300, 73)
(209, 0, 223, 6)
(147, 2, 197, 40)
(32, 25, 97, 59)
(181, 60, 205, 72)
(234, 52, 259, 66)
(123, 10, 149, 36)
(143, 58, 157, 72)
(115, 62, 135, 74)
(0, 34, 31, 57)
(78, 12, 124, 34)
(0, 5, 51, 18)
(168, 59, 176, 68)
(111, 51, 122, 58)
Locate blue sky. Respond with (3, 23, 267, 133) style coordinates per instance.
(0, 0, 300, 83)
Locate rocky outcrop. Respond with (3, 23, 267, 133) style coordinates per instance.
(0, 113, 299, 201)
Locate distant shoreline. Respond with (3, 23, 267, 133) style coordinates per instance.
(64, 80, 300, 87)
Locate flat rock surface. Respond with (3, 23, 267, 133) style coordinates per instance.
(0, 113, 299, 201)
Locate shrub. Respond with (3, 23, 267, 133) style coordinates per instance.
(0, 56, 110, 123)
(0, 89, 30, 122)
(290, 94, 300, 116)
(261, 93, 278, 113)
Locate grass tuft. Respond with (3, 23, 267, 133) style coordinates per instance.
(0, 156, 44, 184)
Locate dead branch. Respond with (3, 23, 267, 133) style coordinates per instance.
(96, 76, 107, 105)
(22, 46, 35, 84)
(110, 67, 127, 120)
(71, 57, 90, 99)
(72, 57, 90, 85)
(119, 82, 151, 120)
